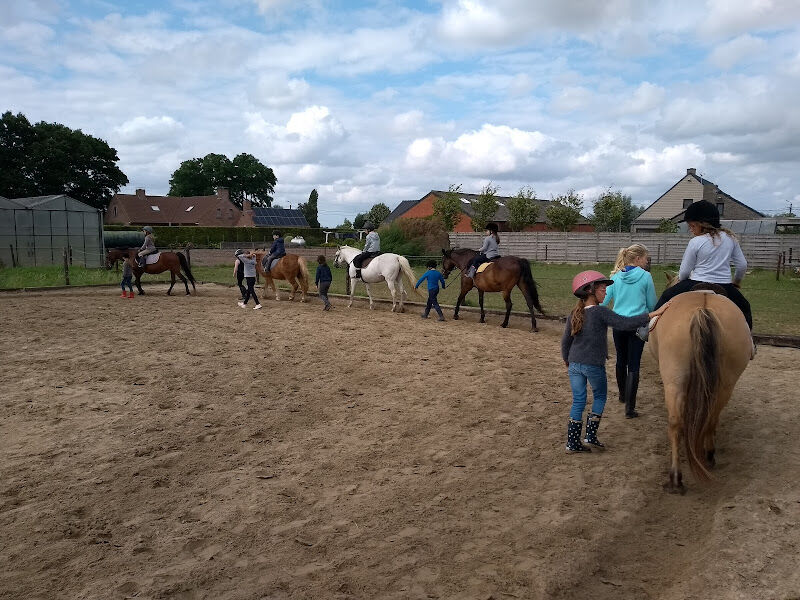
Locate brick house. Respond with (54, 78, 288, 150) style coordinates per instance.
(632, 168, 764, 233)
(105, 187, 245, 226)
(385, 190, 594, 232)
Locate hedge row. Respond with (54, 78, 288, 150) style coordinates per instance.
(103, 225, 328, 247)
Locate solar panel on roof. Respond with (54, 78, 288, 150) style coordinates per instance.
(251, 207, 309, 227)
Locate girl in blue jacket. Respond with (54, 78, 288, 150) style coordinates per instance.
(601, 244, 656, 419)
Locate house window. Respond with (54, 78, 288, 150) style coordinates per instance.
(716, 203, 725, 216)
(151, 205, 160, 211)
(683, 199, 693, 209)
(185, 206, 194, 212)
(216, 208, 222, 218)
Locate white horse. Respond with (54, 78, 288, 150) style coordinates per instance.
(333, 245, 420, 312)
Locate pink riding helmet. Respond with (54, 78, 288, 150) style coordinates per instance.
(571, 270, 614, 298)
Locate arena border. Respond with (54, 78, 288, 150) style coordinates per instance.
(2, 283, 798, 349)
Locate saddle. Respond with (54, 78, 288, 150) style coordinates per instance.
(266, 257, 282, 272)
(140, 252, 160, 266)
(645, 288, 720, 337)
(476, 257, 500, 274)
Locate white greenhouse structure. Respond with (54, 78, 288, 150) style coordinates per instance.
(0, 195, 105, 268)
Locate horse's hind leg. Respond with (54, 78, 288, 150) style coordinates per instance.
(386, 278, 398, 312)
(365, 283, 374, 310)
(178, 272, 190, 295)
(167, 270, 176, 295)
(663, 388, 686, 494)
(501, 289, 512, 328)
(478, 290, 486, 323)
(519, 282, 538, 332)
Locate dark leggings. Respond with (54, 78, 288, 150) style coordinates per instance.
(121, 275, 133, 292)
(612, 329, 645, 373)
(424, 287, 444, 318)
(242, 276, 259, 305)
(236, 274, 246, 298)
(353, 251, 379, 268)
(654, 279, 752, 330)
(468, 254, 488, 271)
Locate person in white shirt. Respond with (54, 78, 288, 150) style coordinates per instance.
(653, 200, 751, 330)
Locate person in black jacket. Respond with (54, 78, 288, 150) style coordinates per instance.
(315, 255, 333, 311)
(262, 231, 286, 273)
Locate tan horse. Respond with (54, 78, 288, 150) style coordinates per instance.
(253, 251, 309, 302)
(649, 288, 751, 493)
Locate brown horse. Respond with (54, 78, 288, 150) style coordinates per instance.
(253, 251, 310, 302)
(106, 248, 196, 296)
(441, 248, 543, 330)
(649, 289, 751, 493)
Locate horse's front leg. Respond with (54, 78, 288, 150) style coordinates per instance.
(478, 289, 486, 323)
(501, 289, 512, 328)
(135, 274, 145, 295)
(348, 274, 355, 307)
(453, 278, 472, 320)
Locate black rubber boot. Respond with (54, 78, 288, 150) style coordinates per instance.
(354, 269, 361, 279)
(566, 419, 591, 453)
(583, 412, 605, 448)
(615, 366, 627, 404)
(625, 371, 640, 418)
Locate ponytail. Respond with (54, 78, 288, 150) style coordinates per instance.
(611, 243, 650, 274)
(570, 298, 587, 336)
(494, 231, 500, 244)
(611, 247, 626, 275)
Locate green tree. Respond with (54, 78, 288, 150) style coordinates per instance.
(367, 202, 391, 226)
(169, 152, 276, 209)
(656, 218, 679, 233)
(546, 189, 584, 231)
(298, 188, 320, 228)
(470, 183, 500, 231)
(507, 186, 540, 231)
(353, 212, 368, 229)
(433, 184, 463, 231)
(337, 218, 353, 229)
(0, 111, 128, 209)
(590, 189, 644, 232)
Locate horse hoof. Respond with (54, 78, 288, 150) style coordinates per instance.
(399, 307, 405, 313)
(453, 315, 459, 320)
(532, 327, 539, 333)
(501, 323, 509, 328)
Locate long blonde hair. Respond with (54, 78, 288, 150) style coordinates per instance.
(695, 222, 737, 244)
(611, 243, 649, 275)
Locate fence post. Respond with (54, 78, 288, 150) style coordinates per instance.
(776, 253, 783, 281)
(782, 251, 787, 276)
(9, 245, 16, 267)
(544, 244, 548, 262)
(68, 246, 73, 266)
(63, 248, 70, 285)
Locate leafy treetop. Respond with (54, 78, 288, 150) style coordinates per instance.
(433, 184, 463, 231)
(546, 189, 584, 231)
(470, 183, 500, 231)
(507, 186, 540, 231)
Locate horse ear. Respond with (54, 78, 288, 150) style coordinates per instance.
(441, 248, 446, 255)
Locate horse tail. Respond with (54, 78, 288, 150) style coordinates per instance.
(297, 256, 310, 291)
(517, 258, 544, 314)
(398, 256, 422, 296)
(684, 307, 720, 481)
(177, 252, 197, 292)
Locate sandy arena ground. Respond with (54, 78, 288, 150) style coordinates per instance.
(1, 283, 799, 600)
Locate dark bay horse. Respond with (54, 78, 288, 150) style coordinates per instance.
(253, 251, 310, 302)
(441, 248, 543, 330)
(106, 248, 196, 296)
(649, 290, 751, 493)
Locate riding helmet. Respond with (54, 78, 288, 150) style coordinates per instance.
(272, 230, 282, 237)
(143, 225, 154, 234)
(682, 200, 721, 228)
(572, 270, 614, 298)
(485, 222, 499, 233)
(364, 222, 375, 231)
(234, 248, 243, 256)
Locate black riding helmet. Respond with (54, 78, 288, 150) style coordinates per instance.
(364, 222, 375, 231)
(485, 222, 498, 233)
(683, 200, 721, 228)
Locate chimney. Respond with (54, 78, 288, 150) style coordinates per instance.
(136, 188, 146, 200)
(216, 186, 230, 203)
(687, 168, 696, 176)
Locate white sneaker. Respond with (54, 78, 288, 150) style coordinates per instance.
(238, 302, 246, 308)
(253, 304, 262, 310)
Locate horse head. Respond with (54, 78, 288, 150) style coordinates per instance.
(333, 247, 344, 268)
(440, 248, 457, 279)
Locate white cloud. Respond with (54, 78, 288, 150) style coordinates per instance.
(550, 86, 593, 114)
(703, 0, 800, 37)
(708, 34, 767, 70)
(623, 144, 707, 185)
(621, 82, 665, 114)
(113, 116, 184, 145)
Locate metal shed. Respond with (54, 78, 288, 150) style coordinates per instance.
(0, 195, 105, 267)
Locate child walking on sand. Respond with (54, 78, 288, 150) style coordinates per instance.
(415, 260, 446, 321)
(236, 251, 262, 310)
(562, 270, 670, 453)
(120, 258, 134, 298)
(315, 255, 333, 311)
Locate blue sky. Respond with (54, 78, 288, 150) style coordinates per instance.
(2, 0, 799, 226)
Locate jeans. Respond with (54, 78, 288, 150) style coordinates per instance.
(424, 287, 444, 318)
(655, 278, 752, 330)
(568, 362, 608, 420)
(242, 276, 259, 305)
(120, 275, 133, 292)
(612, 329, 645, 372)
(318, 281, 331, 307)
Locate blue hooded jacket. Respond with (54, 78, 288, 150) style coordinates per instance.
(600, 266, 656, 317)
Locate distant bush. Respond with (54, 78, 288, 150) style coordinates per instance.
(380, 218, 449, 255)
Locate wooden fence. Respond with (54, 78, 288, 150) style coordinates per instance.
(449, 232, 800, 269)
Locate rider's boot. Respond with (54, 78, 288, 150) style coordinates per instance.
(584, 412, 605, 448)
(615, 365, 627, 403)
(566, 418, 591, 453)
(465, 266, 476, 279)
(354, 269, 361, 279)
(624, 372, 640, 418)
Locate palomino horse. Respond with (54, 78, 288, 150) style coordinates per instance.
(333, 246, 420, 312)
(440, 248, 543, 330)
(649, 289, 751, 493)
(253, 252, 310, 302)
(106, 248, 196, 295)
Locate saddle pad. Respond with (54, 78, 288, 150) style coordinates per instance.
(476, 261, 493, 274)
(145, 252, 160, 265)
(270, 258, 281, 271)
